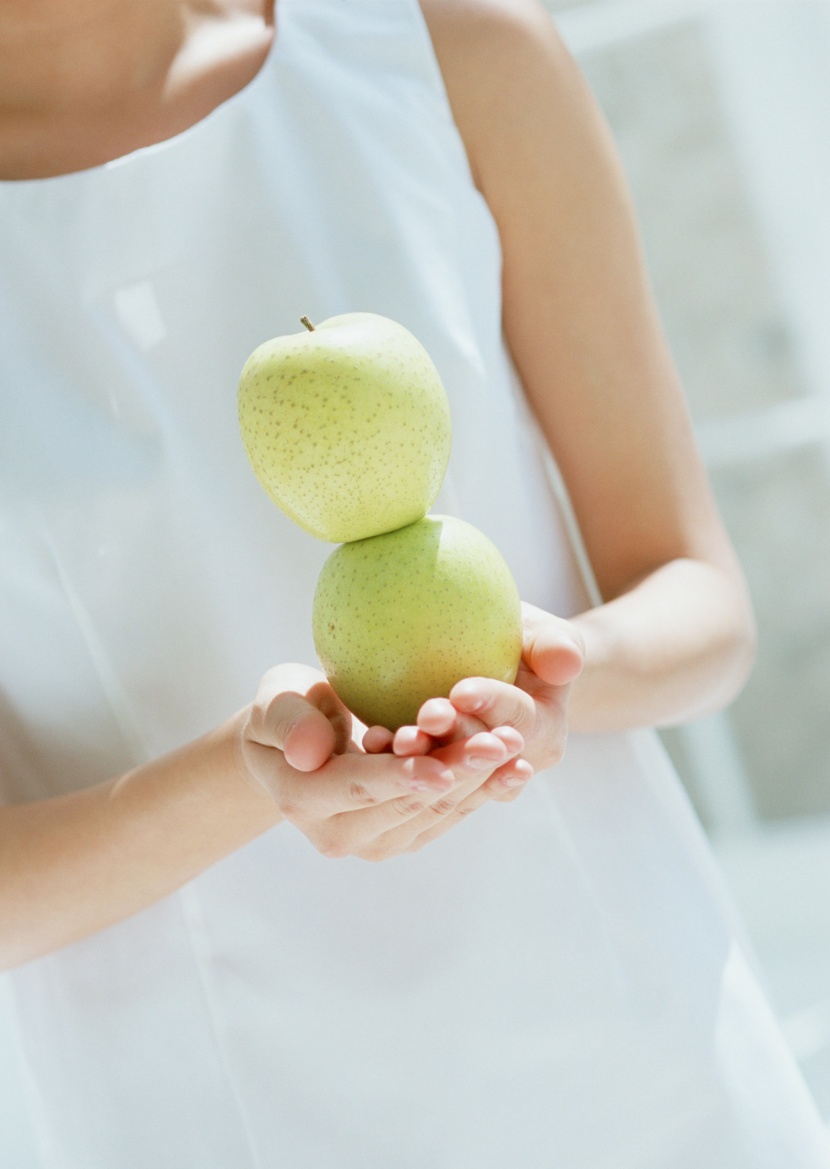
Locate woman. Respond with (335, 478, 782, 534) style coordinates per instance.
(1, 0, 826, 1164)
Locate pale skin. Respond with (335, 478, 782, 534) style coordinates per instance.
(0, 0, 755, 969)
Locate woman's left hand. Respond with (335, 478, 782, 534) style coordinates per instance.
(364, 603, 585, 804)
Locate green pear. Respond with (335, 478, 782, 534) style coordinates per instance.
(312, 515, 523, 730)
(238, 312, 452, 543)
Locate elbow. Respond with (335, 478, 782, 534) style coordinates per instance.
(732, 601, 758, 701)
(709, 582, 758, 716)
(731, 568, 758, 688)
(667, 568, 758, 727)
(737, 597, 758, 686)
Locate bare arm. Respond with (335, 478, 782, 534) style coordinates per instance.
(0, 665, 524, 970)
(0, 711, 279, 971)
(422, 0, 756, 734)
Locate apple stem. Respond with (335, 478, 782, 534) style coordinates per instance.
(300, 316, 316, 332)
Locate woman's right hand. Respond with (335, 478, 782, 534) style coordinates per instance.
(238, 664, 525, 861)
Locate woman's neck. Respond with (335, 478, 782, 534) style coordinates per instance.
(0, 0, 274, 179)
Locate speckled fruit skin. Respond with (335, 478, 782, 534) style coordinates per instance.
(312, 515, 523, 730)
(237, 313, 452, 543)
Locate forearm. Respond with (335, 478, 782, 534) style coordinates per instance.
(0, 709, 281, 970)
(567, 558, 756, 734)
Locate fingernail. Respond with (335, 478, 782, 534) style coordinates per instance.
(496, 728, 524, 754)
(501, 761, 534, 787)
(466, 755, 493, 770)
(501, 774, 530, 788)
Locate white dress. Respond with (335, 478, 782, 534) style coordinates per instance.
(0, 2, 827, 1166)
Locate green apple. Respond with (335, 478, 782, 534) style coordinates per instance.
(312, 515, 523, 730)
(238, 312, 452, 543)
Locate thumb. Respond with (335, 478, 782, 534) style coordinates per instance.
(249, 665, 349, 772)
(251, 690, 338, 772)
(521, 603, 584, 686)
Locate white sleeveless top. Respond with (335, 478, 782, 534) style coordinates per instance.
(0, 2, 827, 1165)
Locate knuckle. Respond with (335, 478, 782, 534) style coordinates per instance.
(276, 797, 300, 822)
(513, 700, 538, 739)
(239, 706, 257, 742)
(358, 842, 393, 863)
(245, 702, 269, 744)
(315, 833, 350, 860)
(262, 695, 296, 742)
(547, 729, 568, 767)
(426, 797, 458, 819)
(392, 795, 426, 818)
(348, 781, 378, 808)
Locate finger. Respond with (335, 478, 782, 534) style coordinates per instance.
(281, 750, 455, 821)
(249, 665, 353, 761)
(302, 726, 525, 859)
(350, 734, 531, 860)
(416, 697, 489, 743)
(305, 681, 353, 755)
(521, 603, 584, 686)
(249, 690, 338, 772)
(363, 725, 394, 754)
(449, 677, 538, 739)
(402, 778, 495, 852)
(483, 757, 535, 802)
(356, 769, 486, 859)
(405, 755, 536, 851)
(315, 753, 469, 857)
(420, 745, 529, 820)
(335, 730, 517, 847)
(490, 725, 524, 757)
(436, 729, 510, 770)
(416, 697, 458, 737)
(391, 725, 433, 756)
(349, 725, 527, 859)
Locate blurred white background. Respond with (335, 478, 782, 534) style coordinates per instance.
(546, 0, 830, 1123)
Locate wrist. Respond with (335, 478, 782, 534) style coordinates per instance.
(211, 706, 284, 829)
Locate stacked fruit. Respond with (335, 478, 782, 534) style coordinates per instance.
(237, 312, 522, 731)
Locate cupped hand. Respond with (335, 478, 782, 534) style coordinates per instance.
(238, 663, 525, 861)
(366, 604, 584, 805)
